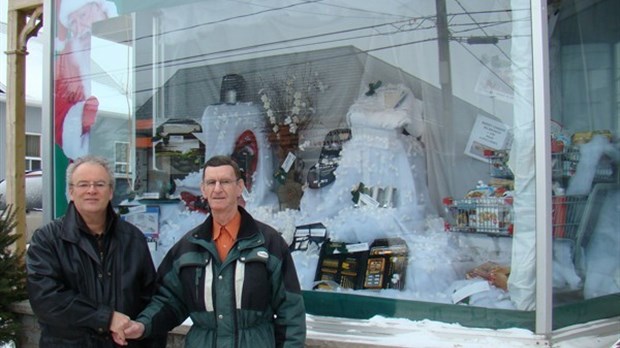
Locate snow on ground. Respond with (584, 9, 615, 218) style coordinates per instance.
(314, 316, 619, 348)
(177, 314, 620, 347)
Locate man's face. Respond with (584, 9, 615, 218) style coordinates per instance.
(201, 165, 243, 215)
(68, 162, 113, 216)
(68, 2, 108, 40)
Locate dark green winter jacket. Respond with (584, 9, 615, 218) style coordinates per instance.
(136, 206, 306, 347)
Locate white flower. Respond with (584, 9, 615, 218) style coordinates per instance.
(258, 66, 325, 144)
(298, 139, 311, 151)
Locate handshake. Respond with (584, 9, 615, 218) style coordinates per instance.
(109, 311, 147, 346)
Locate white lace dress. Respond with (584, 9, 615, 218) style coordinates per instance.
(299, 84, 431, 242)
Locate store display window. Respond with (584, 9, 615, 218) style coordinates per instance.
(50, 0, 619, 330)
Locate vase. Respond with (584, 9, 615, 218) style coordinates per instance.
(276, 170, 303, 210)
(268, 124, 303, 210)
(268, 123, 300, 161)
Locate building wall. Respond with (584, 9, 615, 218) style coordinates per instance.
(10, 300, 189, 348)
(0, 100, 43, 182)
(9, 300, 337, 348)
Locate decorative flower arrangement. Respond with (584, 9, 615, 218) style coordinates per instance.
(258, 64, 326, 159)
(257, 64, 326, 210)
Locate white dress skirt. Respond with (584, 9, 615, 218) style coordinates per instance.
(299, 84, 431, 242)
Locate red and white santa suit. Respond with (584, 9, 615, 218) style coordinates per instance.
(54, 0, 117, 159)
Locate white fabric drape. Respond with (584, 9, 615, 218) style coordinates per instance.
(507, 0, 537, 310)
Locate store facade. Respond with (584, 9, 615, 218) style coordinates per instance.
(41, 0, 619, 341)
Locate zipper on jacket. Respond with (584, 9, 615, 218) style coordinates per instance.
(233, 261, 239, 348)
(96, 234, 104, 261)
(195, 267, 203, 301)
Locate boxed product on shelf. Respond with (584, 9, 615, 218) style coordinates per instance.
(314, 240, 369, 290)
(314, 237, 409, 291)
(290, 222, 327, 251)
(363, 238, 408, 290)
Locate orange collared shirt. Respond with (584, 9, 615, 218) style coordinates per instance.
(212, 212, 241, 262)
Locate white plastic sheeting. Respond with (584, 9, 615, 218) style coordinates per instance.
(119, 0, 541, 310)
(507, 0, 536, 310)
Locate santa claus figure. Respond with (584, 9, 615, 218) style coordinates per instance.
(54, 0, 117, 159)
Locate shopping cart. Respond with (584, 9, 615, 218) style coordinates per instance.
(552, 194, 588, 240)
(483, 149, 514, 179)
(552, 146, 616, 182)
(572, 183, 620, 277)
(443, 196, 514, 237)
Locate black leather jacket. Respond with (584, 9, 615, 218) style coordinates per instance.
(26, 202, 165, 347)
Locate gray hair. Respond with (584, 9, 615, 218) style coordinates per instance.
(66, 155, 116, 193)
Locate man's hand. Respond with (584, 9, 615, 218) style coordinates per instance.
(124, 320, 146, 340)
(110, 311, 131, 346)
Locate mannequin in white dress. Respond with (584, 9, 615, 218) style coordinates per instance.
(299, 83, 431, 241)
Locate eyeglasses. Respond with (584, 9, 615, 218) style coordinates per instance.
(70, 181, 110, 190)
(202, 178, 239, 188)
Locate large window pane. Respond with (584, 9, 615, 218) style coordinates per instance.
(548, 0, 620, 322)
(50, 0, 618, 330)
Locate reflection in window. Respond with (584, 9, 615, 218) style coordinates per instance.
(25, 133, 41, 172)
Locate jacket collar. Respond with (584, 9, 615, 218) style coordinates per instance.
(61, 201, 117, 244)
(194, 206, 261, 244)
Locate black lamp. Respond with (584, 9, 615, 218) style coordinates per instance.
(219, 74, 246, 104)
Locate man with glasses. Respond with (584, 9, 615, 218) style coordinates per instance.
(26, 155, 165, 347)
(119, 155, 306, 347)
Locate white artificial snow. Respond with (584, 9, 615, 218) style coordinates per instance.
(567, 135, 617, 196)
(583, 188, 620, 298)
